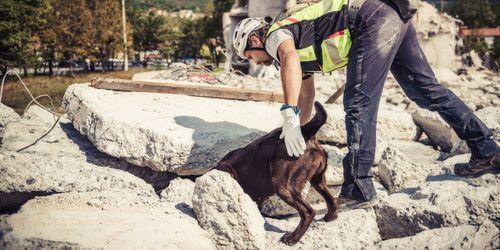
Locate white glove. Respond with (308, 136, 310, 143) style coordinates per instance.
(279, 108, 307, 157)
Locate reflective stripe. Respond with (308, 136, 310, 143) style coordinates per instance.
(321, 29, 351, 72)
(328, 30, 345, 38)
(296, 45, 316, 62)
(272, 17, 299, 31)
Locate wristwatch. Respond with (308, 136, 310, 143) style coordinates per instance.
(280, 104, 301, 115)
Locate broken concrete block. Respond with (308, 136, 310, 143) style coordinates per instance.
(323, 145, 344, 185)
(413, 174, 499, 226)
(375, 192, 446, 239)
(441, 153, 470, 174)
(414, 1, 461, 70)
(63, 84, 282, 175)
(192, 170, 266, 249)
(372, 219, 499, 249)
(160, 177, 195, 205)
(0, 103, 20, 144)
(469, 50, 483, 68)
(265, 209, 381, 248)
(433, 68, 461, 87)
(374, 138, 389, 165)
(316, 104, 346, 144)
(412, 108, 459, 152)
(0, 191, 215, 249)
(0, 151, 157, 213)
(389, 140, 441, 165)
(378, 142, 441, 193)
(0, 105, 173, 212)
(375, 174, 500, 239)
(1, 105, 92, 158)
(318, 103, 416, 144)
(475, 106, 500, 141)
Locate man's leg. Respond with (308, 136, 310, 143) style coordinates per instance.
(341, 0, 408, 201)
(390, 22, 500, 175)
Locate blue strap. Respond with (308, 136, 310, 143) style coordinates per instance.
(280, 104, 301, 115)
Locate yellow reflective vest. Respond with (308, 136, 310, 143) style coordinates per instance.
(266, 0, 351, 73)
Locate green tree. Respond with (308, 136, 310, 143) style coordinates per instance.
(178, 17, 209, 62)
(463, 36, 489, 55)
(87, 0, 125, 71)
(211, 0, 234, 38)
(51, 0, 94, 76)
(0, 0, 49, 76)
(447, 0, 496, 28)
(160, 16, 184, 61)
(492, 38, 500, 69)
(38, 2, 58, 76)
(131, 10, 169, 53)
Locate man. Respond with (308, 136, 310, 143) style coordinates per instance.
(232, 0, 500, 207)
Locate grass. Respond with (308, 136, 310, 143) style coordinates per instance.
(1, 67, 151, 114)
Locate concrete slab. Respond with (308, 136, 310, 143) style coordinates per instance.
(63, 83, 282, 175)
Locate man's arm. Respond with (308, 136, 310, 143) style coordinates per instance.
(277, 39, 315, 125)
(277, 39, 302, 107)
(276, 38, 307, 157)
(297, 75, 315, 125)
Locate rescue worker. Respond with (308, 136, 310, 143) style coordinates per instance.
(232, 0, 500, 207)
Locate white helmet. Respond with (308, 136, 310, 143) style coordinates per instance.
(233, 18, 267, 60)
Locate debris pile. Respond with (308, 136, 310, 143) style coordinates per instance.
(1, 1, 499, 249)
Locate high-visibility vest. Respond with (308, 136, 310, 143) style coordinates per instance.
(266, 0, 351, 73)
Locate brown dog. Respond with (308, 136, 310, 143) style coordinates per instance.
(215, 102, 338, 245)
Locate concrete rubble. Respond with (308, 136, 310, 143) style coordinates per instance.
(1, 1, 500, 248)
(475, 106, 500, 141)
(378, 142, 442, 193)
(317, 103, 417, 144)
(160, 177, 195, 205)
(63, 83, 282, 175)
(265, 208, 382, 249)
(192, 170, 266, 249)
(323, 145, 345, 185)
(0, 103, 19, 145)
(1, 190, 214, 249)
(375, 173, 500, 240)
(0, 105, 174, 213)
(413, 1, 462, 70)
(371, 219, 499, 250)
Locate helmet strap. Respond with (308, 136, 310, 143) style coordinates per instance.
(245, 47, 267, 52)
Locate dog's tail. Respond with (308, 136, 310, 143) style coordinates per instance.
(301, 101, 327, 140)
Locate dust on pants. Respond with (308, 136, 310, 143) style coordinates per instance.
(341, 0, 499, 200)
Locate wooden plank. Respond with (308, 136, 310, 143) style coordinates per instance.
(325, 83, 345, 104)
(91, 78, 285, 103)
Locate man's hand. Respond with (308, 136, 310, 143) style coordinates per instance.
(279, 108, 307, 157)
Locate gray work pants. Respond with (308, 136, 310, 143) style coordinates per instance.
(341, 0, 499, 200)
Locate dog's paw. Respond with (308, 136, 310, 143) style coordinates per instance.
(323, 212, 338, 222)
(280, 232, 300, 246)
